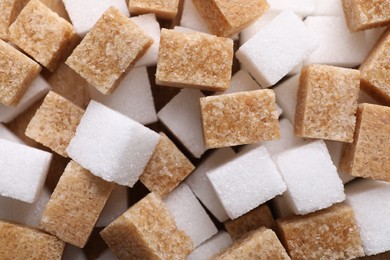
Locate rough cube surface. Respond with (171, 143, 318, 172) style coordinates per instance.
(201, 89, 280, 148)
(129, 0, 180, 20)
(100, 193, 193, 259)
(340, 103, 390, 181)
(0, 40, 41, 106)
(277, 204, 364, 260)
(140, 133, 194, 198)
(295, 65, 360, 143)
(25, 91, 84, 157)
(156, 29, 233, 92)
(8, 0, 78, 71)
(0, 0, 29, 39)
(40, 161, 114, 248)
(66, 6, 153, 94)
(188, 232, 233, 260)
(0, 221, 65, 260)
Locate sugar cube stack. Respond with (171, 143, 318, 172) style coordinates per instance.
(187, 232, 233, 260)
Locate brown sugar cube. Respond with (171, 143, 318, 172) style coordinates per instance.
(295, 64, 360, 143)
(360, 28, 390, 105)
(8, 0, 78, 72)
(25, 91, 84, 157)
(192, 0, 269, 37)
(66, 7, 153, 95)
(224, 204, 275, 241)
(129, 0, 180, 20)
(140, 132, 195, 198)
(40, 161, 114, 248)
(340, 103, 390, 181)
(342, 0, 390, 32)
(200, 89, 280, 148)
(277, 204, 364, 260)
(156, 29, 233, 92)
(0, 0, 29, 40)
(213, 227, 290, 260)
(100, 192, 193, 259)
(0, 221, 65, 260)
(0, 40, 41, 106)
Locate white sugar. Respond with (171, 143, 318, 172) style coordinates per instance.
(312, 0, 343, 16)
(180, 0, 211, 34)
(218, 69, 261, 94)
(325, 140, 355, 184)
(268, 0, 316, 18)
(187, 231, 233, 260)
(96, 185, 128, 227)
(0, 124, 23, 144)
(273, 74, 300, 124)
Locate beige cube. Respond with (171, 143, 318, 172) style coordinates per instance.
(140, 132, 195, 198)
(0, 40, 41, 106)
(8, 0, 78, 72)
(25, 91, 84, 157)
(129, 0, 180, 20)
(295, 64, 360, 143)
(200, 89, 280, 148)
(100, 193, 193, 259)
(192, 0, 269, 37)
(213, 227, 290, 260)
(342, 0, 390, 32)
(340, 103, 390, 181)
(66, 6, 153, 95)
(0, 0, 29, 40)
(156, 29, 233, 92)
(277, 204, 364, 260)
(360, 28, 390, 105)
(0, 221, 65, 260)
(40, 161, 114, 248)
(224, 204, 275, 241)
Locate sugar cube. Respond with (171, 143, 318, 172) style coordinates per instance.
(180, 0, 211, 34)
(96, 184, 128, 227)
(217, 69, 261, 94)
(273, 74, 299, 123)
(239, 12, 279, 46)
(129, 0, 180, 20)
(313, 0, 344, 16)
(0, 0, 29, 40)
(187, 232, 233, 260)
(268, 0, 316, 18)
(67, 101, 160, 187)
(325, 140, 355, 184)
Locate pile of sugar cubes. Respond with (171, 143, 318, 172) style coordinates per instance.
(0, 0, 389, 259)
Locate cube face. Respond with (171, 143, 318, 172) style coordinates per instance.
(129, 0, 180, 20)
(277, 204, 364, 260)
(8, 0, 78, 71)
(340, 104, 390, 181)
(0, 221, 65, 260)
(192, 0, 269, 37)
(201, 89, 280, 148)
(100, 193, 193, 259)
(66, 6, 153, 95)
(0, 0, 29, 39)
(295, 65, 360, 143)
(25, 91, 84, 157)
(342, 0, 390, 32)
(0, 40, 41, 106)
(156, 29, 233, 92)
(140, 133, 195, 198)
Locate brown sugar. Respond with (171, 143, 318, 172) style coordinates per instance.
(100, 192, 193, 259)
(224, 204, 275, 240)
(342, 0, 390, 32)
(39, 161, 114, 248)
(8, 0, 78, 72)
(340, 103, 390, 181)
(200, 89, 280, 148)
(140, 132, 195, 198)
(295, 64, 360, 143)
(66, 6, 153, 95)
(156, 29, 233, 92)
(129, 0, 180, 20)
(277, 204, 364, 260)
(213, 227, 290, 260)
(0, 0, 29, 40)
(0, 39, 41, 106)
(192, 0, 269, 37)
(25, 91, 84, 157)
(0, 221, 65, 260)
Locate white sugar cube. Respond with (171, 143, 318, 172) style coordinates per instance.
(63, 0, 130, 37)
(304, 16, 368, 67)
(0, 139, 52, 203)
(164, 183, 218, 247)
(90, 66, 157, 125)
(187, 231, 233, 260)
(325, 140, 355, 184)
(207, 146, 286, 219)
(236, 11, 318, 88)
(0, 124, 23, 144)
(346, 179, 390, 256)
(96, 185, 128, 227)
(67, 101, 160, 187)
(273, 74, 299, 124)
(186, 148, 236, 222)
(158, 89, 207, 158)
(240, 12, 279, 46)
(131, 14, 161, 68)
(218, 69, 261, 94)
(180, 0, 211, 34)
(0, 75, 50, 123)
(274, 141, 345, 215)
(63, 245, 87, 260)
(312, 0, 343, 16)
(268, 0, 316, 18)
